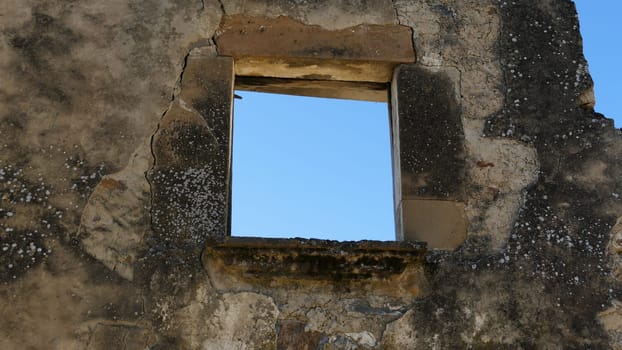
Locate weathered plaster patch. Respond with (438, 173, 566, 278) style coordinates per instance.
(173, 291, 279, 349)
(0, 241, 145, 349)
(302, 299, 399, 346)
(609, 217, 622, 281)
(599, 299, 622, 349)
(381, 309, 419, 349)
(464, 120, 540, 249)
(82, 322, 158, 350)
(344, 330, 376, 347)
(221, 0, 397, 30)
(79, 140, 152, 280)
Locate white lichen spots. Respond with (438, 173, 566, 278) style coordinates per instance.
(64, 156, 107, 198)
(151, 165, 227, 243)
(506, 210, 610, 284)
(1, 164, 60, 280)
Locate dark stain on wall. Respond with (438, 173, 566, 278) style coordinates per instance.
(5, 12, 83, 108)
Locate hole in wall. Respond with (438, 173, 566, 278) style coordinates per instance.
(231, 90, 395, 241)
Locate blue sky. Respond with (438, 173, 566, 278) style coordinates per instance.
(575, 0, 621, 126)
(231, 2, 620, 241)
(231, 94, 393, 240)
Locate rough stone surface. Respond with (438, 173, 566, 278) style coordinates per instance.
(1, 0, 621, 349)
(277, 319, 323, 350)
(172, 291, 279, 349)
(380, 309, 419, 348)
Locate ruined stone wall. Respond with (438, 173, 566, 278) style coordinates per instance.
(1, 0, 621, 349)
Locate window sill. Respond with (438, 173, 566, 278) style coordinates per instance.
(202, 237, 427, 297)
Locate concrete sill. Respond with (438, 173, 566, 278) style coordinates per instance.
(202, 237, 427, 296)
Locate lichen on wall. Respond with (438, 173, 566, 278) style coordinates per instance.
(1, 0, 621, 349)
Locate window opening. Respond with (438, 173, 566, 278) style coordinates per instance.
(231, 90, 394, 241)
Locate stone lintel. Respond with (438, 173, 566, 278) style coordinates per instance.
(215, 15, 415, 83)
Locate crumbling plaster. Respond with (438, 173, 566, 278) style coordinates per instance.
(1, 0, 621, 349)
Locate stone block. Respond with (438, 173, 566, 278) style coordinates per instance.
(398, 199, 467, 250)
(391, 64, 465, 201)
(148, 54, 234, 246)
(391, 64, 467, 249)
(216, 15, 415, 83)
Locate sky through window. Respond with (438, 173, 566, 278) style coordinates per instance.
(231, 91, 394, 241)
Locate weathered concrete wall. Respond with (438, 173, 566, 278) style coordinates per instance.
(1, 0, 621, 349)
